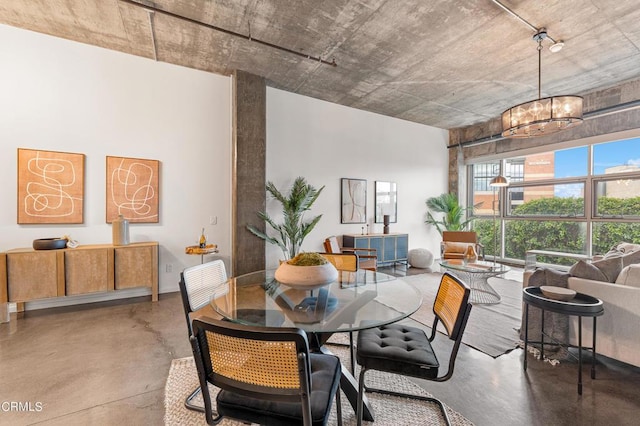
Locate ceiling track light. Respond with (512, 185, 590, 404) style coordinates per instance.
(549, 41, 565, 53)
(500, 29, 583, 138)
(489, 0, 564, 52)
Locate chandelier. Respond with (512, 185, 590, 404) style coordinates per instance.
(501, 29, 583, 138)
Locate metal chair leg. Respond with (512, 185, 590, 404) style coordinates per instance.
(358, 367, 452, 426)
(349, 332, 355, 374)
(335, 386, 343, 426)
(184, 386, 205, 413)
(357, 368, 366, 426)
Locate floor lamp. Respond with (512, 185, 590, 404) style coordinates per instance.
(489, 175, 509, 265)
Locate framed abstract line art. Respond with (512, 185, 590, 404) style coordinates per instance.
(341, 178, 367, 223)
(17, 148, 85, 224)
(375, 181, 397, 223)
(106, 156, 160, 223)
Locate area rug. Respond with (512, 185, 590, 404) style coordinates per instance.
(404, 272, 522, 358)
(164, 345, 474, 425)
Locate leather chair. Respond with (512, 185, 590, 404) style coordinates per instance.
(324, 236, 377, 271)
(178, 260, 228, 413)
(355, 272, 472, 426)
(190, 317, 343, 426)
(440, 231, 484, 260)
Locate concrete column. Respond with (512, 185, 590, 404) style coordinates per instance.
(232, 70, 266, 276)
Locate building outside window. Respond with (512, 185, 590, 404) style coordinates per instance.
(468, 137, 640, 267)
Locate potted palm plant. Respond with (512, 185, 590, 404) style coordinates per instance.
(247, 176, 325, 260)
(425, 193, 479, 235)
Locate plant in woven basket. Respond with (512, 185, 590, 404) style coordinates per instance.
(247, 177, 325, 260)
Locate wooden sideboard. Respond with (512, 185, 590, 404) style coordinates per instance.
(342, 233, 408, 267)
(0, 242, 158, 312)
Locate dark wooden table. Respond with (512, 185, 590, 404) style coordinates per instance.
(523, 286, 604, 395)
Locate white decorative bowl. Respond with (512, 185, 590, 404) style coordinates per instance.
(275, 262, 338, 289)
(540, 286, 577, 301)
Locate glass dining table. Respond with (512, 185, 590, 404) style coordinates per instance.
(209, 268, 422, 422)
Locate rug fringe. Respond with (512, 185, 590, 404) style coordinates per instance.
(517, 341, 560, 366)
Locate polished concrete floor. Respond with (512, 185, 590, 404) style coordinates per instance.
(1, 266, 639, 426)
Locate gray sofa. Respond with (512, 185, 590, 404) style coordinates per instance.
(523, 242, 640, 367)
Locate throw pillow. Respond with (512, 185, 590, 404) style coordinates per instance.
(592, 256, 624, 282)
(615, 265, 640, 287)
(604, 242, 640, 259)
(569, 260, 608, 282)
(545, 268, 570, 288)
(621, 249, 640, 267)
(442, 242, 471, 254)
(616, 242, 640, 254)
(527, 268, 546, 287)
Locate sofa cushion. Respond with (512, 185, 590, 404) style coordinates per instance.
(615, 264, 640, 287)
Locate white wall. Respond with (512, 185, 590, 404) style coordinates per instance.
(0, 24, 232, 302)
(266, 88, 449, 268)
(0, 24, 450, 310)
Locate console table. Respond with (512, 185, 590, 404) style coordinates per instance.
(0, 242, 158, 312)
(342, 233, 408, 267)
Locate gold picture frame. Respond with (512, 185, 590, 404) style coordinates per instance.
(17, 148, 85, 224)
(106, 156, 160, 223)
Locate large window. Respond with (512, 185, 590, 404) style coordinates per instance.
(468, 137, 640, 265)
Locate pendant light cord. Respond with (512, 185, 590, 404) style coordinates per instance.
(538, 37, 542, 99)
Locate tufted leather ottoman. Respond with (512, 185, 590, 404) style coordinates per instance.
(357, 323, 438, 378)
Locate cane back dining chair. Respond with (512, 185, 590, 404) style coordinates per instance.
(190, 317, 343, 426)
(178, 260, 228, 412)
(355, 272, 472, 426)
(324, 236, 378, 271)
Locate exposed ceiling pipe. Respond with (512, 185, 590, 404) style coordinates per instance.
(448, 100, 640, 149)
(119, 0, 337, 67)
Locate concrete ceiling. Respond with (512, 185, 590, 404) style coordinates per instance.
(2, 0, 640, 130)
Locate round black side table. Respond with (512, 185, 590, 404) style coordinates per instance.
(522, 286, 604, 395)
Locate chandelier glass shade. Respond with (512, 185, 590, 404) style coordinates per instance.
(501, 95, 583, 138)
(501, 30, 583, 138)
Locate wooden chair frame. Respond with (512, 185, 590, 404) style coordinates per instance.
(441, 231, 485, 260)
(324, 236, 378, 271)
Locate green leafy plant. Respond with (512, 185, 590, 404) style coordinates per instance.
(247, 177, 325, 260)
(425, 193, 479, 234)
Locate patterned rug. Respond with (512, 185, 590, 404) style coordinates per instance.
(164, 345, 474, 425)
(403, 272, 522, 358)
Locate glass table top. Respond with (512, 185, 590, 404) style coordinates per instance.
(439, 259, 511, 274)
(209, 269, 422, 333)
